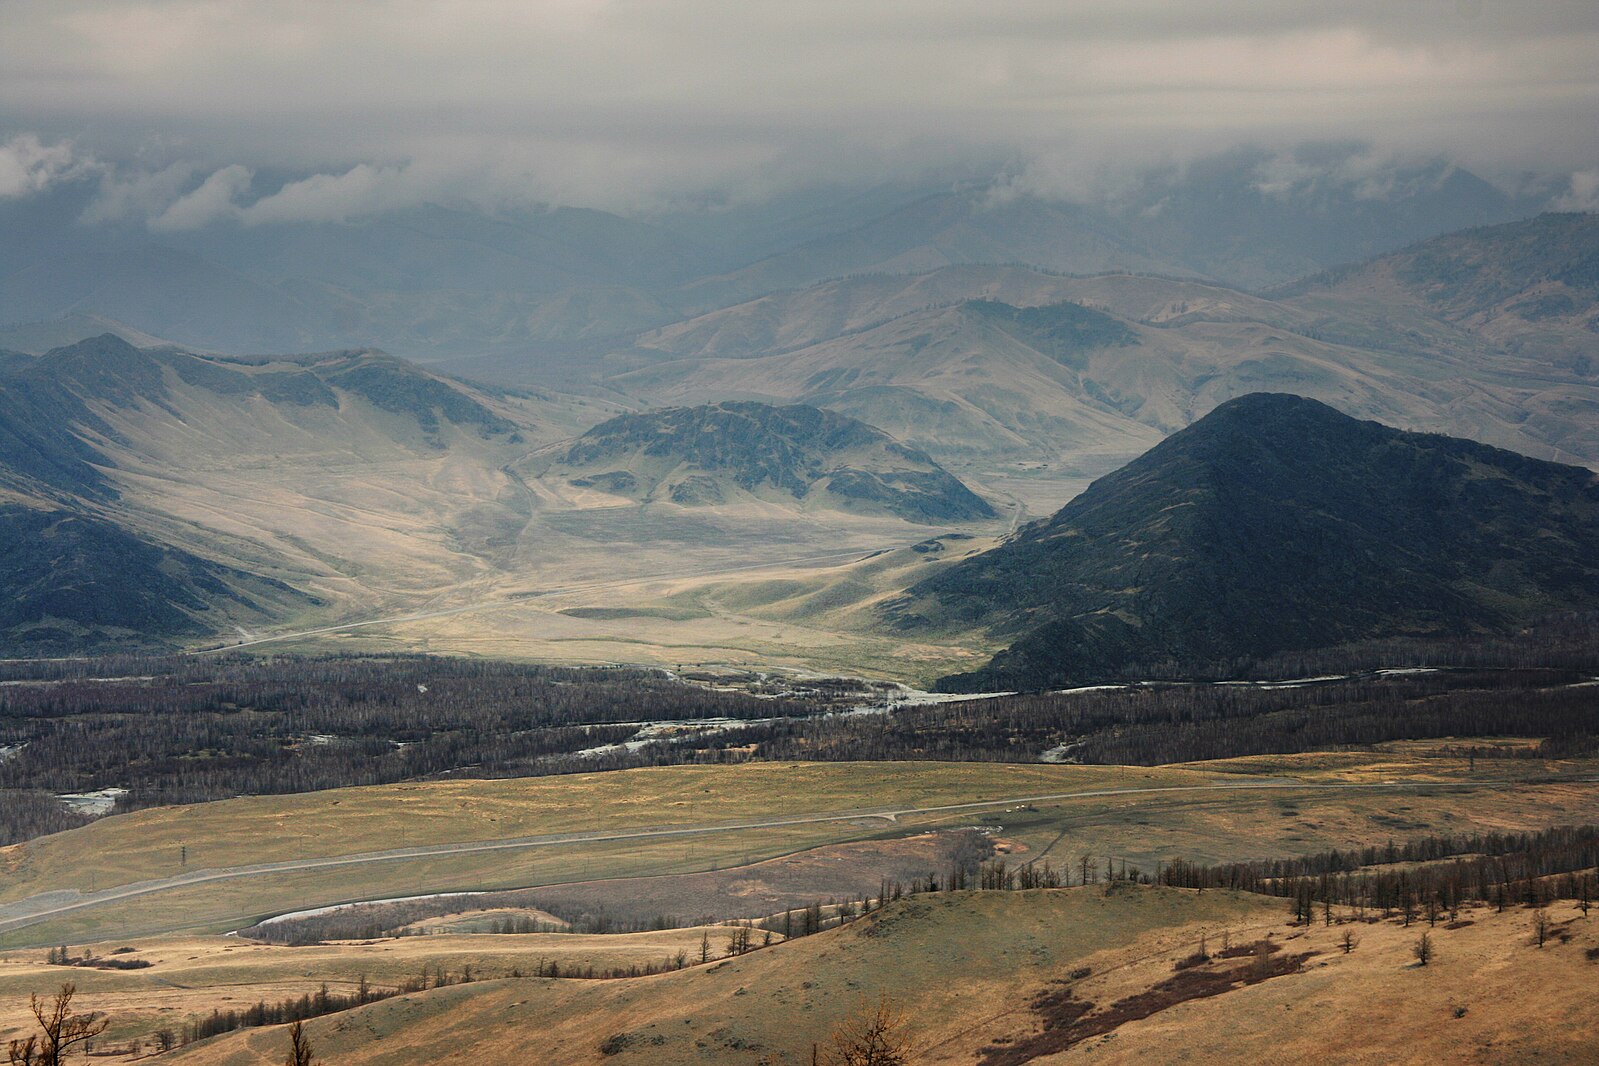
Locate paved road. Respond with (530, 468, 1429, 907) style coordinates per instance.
(0, 775, 1564, 940)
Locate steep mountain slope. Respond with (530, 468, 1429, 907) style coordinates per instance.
(892, 394, 1599, 691)
(0, 335, 591, 651)
(544, 401, 995, 523)
(1280, 212, 1599, 377)
(0, 504, 308, 654)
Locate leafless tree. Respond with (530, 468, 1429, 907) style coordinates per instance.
(1413, 933, 1433, 967)
(7, 983, 108, 1066)
(1340, 930, 1358, 955)
(284, 1021, 320, 1066)
(821, 995, 911, 1066)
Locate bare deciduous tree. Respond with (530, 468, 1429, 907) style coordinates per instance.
(284, 1021, 320, 1066)
(7, 983, 108, 1066)
(822, 995, 911, 1066)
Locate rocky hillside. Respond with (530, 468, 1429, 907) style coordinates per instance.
(549, 401, 995, 523)
(892, 393, 1599, 691)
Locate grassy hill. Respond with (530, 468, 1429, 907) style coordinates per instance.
(897, 393, 1599, 691)
(546, 401, 995, 522)
(142, 886, 1599, 1065)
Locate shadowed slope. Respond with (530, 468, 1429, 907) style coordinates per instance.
(895, 393, 1599, 691)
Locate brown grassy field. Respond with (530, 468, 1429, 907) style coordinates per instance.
(5, 757, 1595, 949)
(0, 925, 730, 1060)
(131, 886, 1599, 1065)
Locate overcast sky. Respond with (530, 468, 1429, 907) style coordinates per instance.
(2, 0, 1597, 220)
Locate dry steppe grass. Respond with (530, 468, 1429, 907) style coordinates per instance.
(148, 887, 1599, 1065)
(6, 756, 1596, 947)
(0, 925, 730, 1061)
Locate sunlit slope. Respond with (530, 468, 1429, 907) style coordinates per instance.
(158, 887, 1599, 1065)
(6, 756, 1596, 948)
(0, 335, 618, 648)
(161, 887, 1282, 1066)
(0, 927, 724, 1059)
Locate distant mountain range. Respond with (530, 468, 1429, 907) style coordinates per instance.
(896, 394, 1599, 692)
(605, 214, 1599, 476)
(0, 153, 1553, 364)
(681, 156, 1530, 307)
(545, 401, 994, 523)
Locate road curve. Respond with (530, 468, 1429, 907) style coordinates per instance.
(0, 776, 1564, 940)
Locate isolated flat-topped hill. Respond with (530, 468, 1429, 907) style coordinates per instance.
(894, 392, 1599, 691)
(546, 400, 995, 523)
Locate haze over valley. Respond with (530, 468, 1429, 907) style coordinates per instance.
(3, 3, 1599, 1063)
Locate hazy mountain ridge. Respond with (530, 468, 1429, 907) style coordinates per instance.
(1279, 213, 1599, 377)
(0, 156, 1552, 362)
(609, 215, 1599, 474)
(547, 401, 996, 523)
(896, 394, 1599, 691)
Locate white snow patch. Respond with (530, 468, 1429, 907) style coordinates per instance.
(253, 891, 494, 927)
(57, 787, 129, 816)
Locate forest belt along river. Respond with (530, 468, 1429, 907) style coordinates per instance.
(2, 775, 1583, 943)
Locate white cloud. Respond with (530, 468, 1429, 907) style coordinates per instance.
(80, 162, 195, 224)
(149, 164, 253, 230)
(0, 2, 1593, 212)
(239, 164, 425, 226)
(1554, 170, 1599, 212)
(0, 134, 89, 197)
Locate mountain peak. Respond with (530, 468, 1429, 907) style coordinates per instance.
(898, 395, 1599, 691)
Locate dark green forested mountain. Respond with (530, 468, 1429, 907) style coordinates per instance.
(893, 393, 1599, 691)
(550, 401, 996, 522)
(0, 505, 309, 654)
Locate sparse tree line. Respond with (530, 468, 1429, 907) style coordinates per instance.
(6, 650, 1598, 850)
(728, 667, 1599, 767)
(1155, 824, 1599, 919)
(245, 892, 751, 944)
(0, 654, 834, 843)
